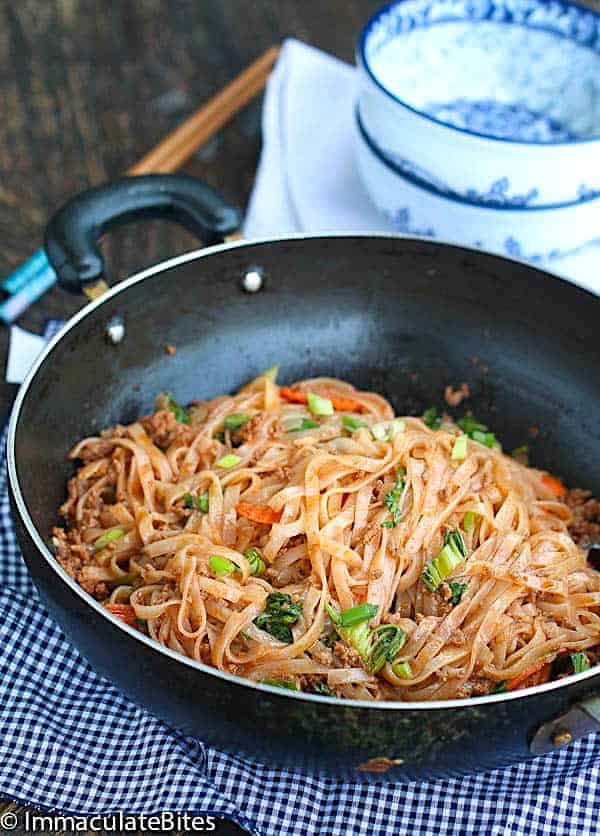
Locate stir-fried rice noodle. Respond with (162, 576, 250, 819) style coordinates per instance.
(54, 376, 600, 701)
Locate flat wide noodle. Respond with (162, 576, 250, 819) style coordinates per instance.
(53, 376, 600, 701)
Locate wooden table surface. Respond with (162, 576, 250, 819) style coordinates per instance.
(1, 1, 598, 834)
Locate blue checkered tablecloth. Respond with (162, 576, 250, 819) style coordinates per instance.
(2, 323, 600, 835)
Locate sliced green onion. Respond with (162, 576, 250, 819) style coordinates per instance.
(94, 528, 125, 550)
(389, 418, 405, 438)
(457, 416, 487, 436)
(339, 602, 378, 628)
(367, 625, 406, 674)
(392, 661, 413, 679)
(458, 416, 500, 450)
(490, 681, 507, 694)
(571, 652, 591, 674)
(307, 392, 334, 416)
(371, 422, 388, 441)
(216, 453, 241, 469)
(452, 435, 468, 460)
(422, 530, 467, 592)
(210, 555, 238, 577)
(342, 415, 368, 433)
(422, 407, 441, 430)
(260, 365, 279, 381)
(260, 678, 299, 691)
(288, 418, 319, 432)
(448, 581, 468, 606)
(463, 511, 477, 532)
(245, 546, 265, 576)
(243, 364, 279, 389)
(224, 413, 251, 430)
(183, 492, 194, 509)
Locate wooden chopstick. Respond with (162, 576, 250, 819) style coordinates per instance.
(129, 45, 280, 176)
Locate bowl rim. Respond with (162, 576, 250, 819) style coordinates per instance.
(355, 105, 600, 214)
(8, 232, 600, 712)
(357, 0, 600, 147)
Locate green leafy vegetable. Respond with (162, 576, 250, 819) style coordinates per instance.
(342, 415, 368, 433)
(307, 392, 334, 416)
(367, 625, 407, 674)
(288, 418, 320, 432)
(260, 678, 299, 691)
(309, 680, 335, 697)
(224, 413, 251, 430)
(165, 393, 190, 424)
(382, 467, 406, 528)
(392, 661, 413, 679)
(463, 511, 477, 532)
(571, 652, 591, 674)
(183, 491, 209, 513)
(422, 530, 468, 592)
(254, 593, 303, 644)
(448, 581, 468, 606)
(451, 435, 468, 460)
(490, 681, 507, 694)
(210, 555, 237, 577)
(245, 546, 265, 576)
(94, 528, 125, 550)
(422, 407, 442, 430)
(216, 453, 242, 469)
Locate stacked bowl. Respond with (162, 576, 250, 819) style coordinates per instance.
(355, 0, 600, 264)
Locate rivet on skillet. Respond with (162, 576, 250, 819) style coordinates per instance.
(241, 267, 264, 293)
(105, 316, 125, 345)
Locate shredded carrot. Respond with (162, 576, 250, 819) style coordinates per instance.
(105, 603, 136, 626)
(279, 386, 365, 413)
(541, 473, 566, 498)
(236, 502, 282, 525)
(507, 660, 551, 691)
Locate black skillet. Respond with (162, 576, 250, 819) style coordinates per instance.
(8, 174, 600, 781)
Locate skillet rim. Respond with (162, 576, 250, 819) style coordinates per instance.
(8, 231, 600, 711)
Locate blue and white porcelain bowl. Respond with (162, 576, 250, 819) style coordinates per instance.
(357, 0, 600, 208)
(354, 106, 600, 263)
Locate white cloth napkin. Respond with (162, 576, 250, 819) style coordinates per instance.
(244, 38, 599, 293)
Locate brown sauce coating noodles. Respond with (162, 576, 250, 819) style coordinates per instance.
(53, 375, 600, 700)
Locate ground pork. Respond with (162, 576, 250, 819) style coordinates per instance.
(564, 488, 600, 548)
(140, 410, 194, 449)
(236, 413, 265, 444)
(52, 526, 107, 598)
(455, 677, 493, 698)
(309, 642, 334, 666)
(333, 640, 363, 668)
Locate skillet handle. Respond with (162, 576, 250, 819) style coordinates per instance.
(530, 695, 600, 754)
(44, 174, 241, 294)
